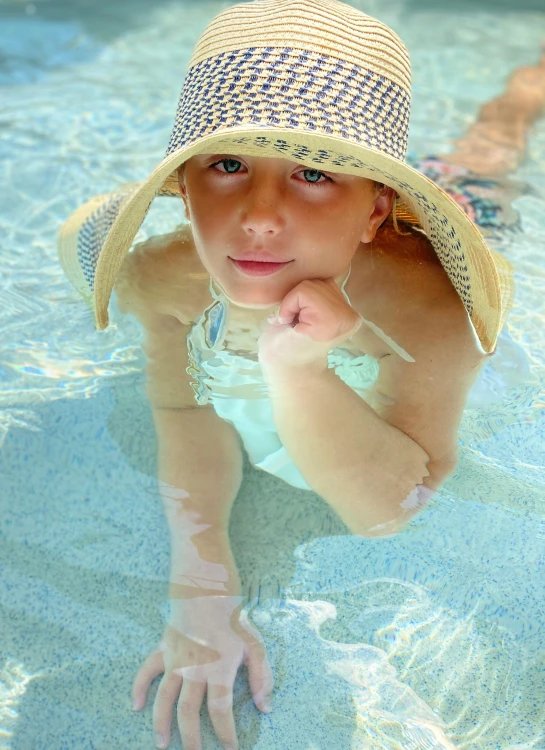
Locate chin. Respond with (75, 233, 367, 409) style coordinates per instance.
(223, 289, 281, 309)
(241, 300, 281, 310)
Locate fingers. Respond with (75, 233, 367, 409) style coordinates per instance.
(153, 671, 183, 749)
(132, 649, 165, 712)
(132, 626, 272, 750)
(177, 679, 207, 750)
(245, 640, 274, 714)
(207, 683, 238, 750)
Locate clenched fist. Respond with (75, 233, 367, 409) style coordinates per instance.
(258, 277, 362, 377)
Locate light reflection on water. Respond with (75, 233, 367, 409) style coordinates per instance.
(0, 0, 544, 748)
(0, 660, 42, 746)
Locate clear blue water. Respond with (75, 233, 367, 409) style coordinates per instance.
(1, 1, 544, 748)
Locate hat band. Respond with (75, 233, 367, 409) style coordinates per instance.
(166, 47, 411, 161)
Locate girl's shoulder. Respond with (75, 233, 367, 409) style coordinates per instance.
(114, 224, 209, 324)
(348, 222, 476, 359)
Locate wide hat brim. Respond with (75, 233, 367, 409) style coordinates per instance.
(59, 126, 514, 354)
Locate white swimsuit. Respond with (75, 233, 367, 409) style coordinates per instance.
(185, 266, 381, 490)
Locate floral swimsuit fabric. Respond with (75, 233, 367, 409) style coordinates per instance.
(407, 154, 525, 238)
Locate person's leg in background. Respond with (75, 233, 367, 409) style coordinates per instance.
(441, 49, 545, 402)
(443, 47, 545, 177)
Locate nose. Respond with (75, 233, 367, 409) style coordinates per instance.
(240, 179, 285, 237)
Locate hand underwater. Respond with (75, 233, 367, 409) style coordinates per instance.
(258, 277, 362, 378)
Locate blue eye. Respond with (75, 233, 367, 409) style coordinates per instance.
(302, 169, 328, 184)
(213, 158, 242, 173)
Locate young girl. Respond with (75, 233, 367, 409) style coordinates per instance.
(58, 1, 545, 748)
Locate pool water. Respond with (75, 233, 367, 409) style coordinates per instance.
(1, 0, 544, 748)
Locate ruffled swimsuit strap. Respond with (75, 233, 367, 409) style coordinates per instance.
(338, 263, 352, 304)
(195, 275, 232, 351)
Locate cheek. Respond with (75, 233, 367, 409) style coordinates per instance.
(310, 191, 371, 242)
(191, 191, 221, 224)
(186, 176, 230, 228)
(190, 195, 234, 248)
(311, 214, 366, 252)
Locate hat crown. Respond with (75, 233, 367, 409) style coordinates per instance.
(166, 0, 413, 162)
(190, 0, 411, 92)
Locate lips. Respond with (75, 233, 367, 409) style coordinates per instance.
(230, 258, 292, 276)
(230, 251, 292, 263)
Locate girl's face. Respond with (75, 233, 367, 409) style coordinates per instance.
(179, 154, 394, 309)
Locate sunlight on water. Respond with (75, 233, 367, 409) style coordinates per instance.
(0, 659, 42, 746)
(0, 0, 544, 747)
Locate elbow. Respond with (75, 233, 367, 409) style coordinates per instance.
(354, 451, 455, 539)
(359, 484, 436, 539)
(321, 444, 451, 540)
(355, 447, 456, 539)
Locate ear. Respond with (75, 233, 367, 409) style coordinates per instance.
(177, 166, 191, 222)
(360, 187, 396, 243)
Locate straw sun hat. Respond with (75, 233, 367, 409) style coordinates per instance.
(58, 0, 514, 354)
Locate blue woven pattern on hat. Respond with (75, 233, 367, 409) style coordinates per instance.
(166, 48, 411, 161)
(77, 192, 131, 292)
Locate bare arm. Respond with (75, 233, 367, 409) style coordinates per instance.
(153, 405, 243, 595)
(264, 272, 485, 538)
(118, 240, 274, 750)
(114, 243, 244, 592)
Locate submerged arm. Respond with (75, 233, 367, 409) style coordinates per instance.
(266, 366, 430, 537)
(265, 295, 486, 537)
(114, 246, 244, 594)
